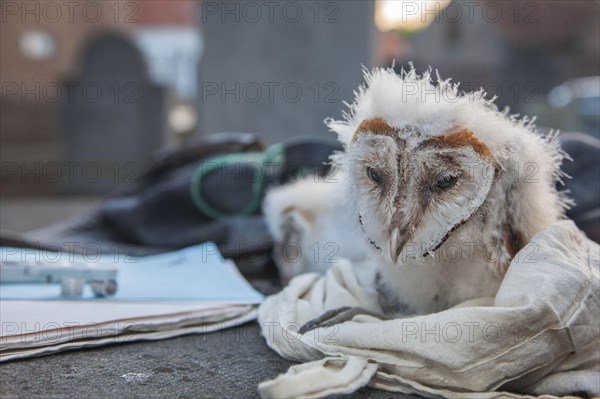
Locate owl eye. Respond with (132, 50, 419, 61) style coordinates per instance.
(366, 167, 383, 184)
(436, 175, 457, 190)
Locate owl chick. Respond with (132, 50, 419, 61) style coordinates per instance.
(266, 67, 570, 317)
(264, 173, 373, 285)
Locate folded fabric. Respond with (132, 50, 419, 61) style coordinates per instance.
(258, 221, 600, 398)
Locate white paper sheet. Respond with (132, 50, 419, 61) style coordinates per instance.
(0, 243, 264, 361)
(0, 243, 263, 302)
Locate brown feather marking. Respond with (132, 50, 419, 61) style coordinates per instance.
(503, 223, 527, 258)
(421, 129, 493, 160)
(282, 206, 315, 223)
(352, 117, 398, 143)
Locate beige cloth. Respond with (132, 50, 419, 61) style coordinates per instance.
(258, 221, 600, 398)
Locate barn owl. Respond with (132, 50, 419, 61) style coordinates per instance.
(264, 67, 569, 316)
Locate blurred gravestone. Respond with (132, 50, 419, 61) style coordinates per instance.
(63, 34, 164, 194)
(198, 1, 374, 143)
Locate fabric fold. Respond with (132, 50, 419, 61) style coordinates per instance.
(258, 356, 378, 399)
(258, 221, 600, 398)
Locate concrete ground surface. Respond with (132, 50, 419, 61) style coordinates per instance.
(0, 197, 418, 398)
(0, 323, 421, 399)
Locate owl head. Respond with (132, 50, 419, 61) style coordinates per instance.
(328, 67, 569, 267)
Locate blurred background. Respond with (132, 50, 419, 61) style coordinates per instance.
(1, 0, 599, 235)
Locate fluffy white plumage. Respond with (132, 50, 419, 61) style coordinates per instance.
(265, 67, 570, 315)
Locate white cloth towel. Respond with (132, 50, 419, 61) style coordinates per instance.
(258, 221, 600, 398)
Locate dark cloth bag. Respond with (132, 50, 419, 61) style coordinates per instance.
(1, 133, 341, 277)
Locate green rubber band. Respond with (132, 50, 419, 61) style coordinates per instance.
(190, 143, 285, 220)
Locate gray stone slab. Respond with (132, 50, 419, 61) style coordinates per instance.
(0, 323, 418, 398)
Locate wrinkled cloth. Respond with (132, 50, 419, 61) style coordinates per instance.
(258, 221, 600, 398)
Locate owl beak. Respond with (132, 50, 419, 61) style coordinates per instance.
(389, 227, 404, 264)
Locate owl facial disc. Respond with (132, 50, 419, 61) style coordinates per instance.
(351, 122, 497, 263)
